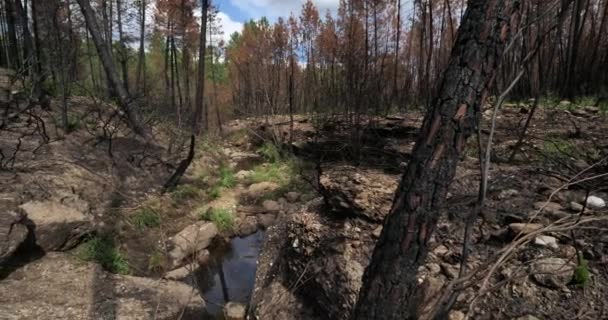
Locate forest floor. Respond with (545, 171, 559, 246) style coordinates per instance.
(1, 96, 608, 319)
(250, 101, 608, 320)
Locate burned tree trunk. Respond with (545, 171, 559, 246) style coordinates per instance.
(76, 0, 147, 137)
(353, 1, 522, 319)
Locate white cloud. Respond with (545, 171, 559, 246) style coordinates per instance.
(229, 0, 339, 19)
(214, 12, 243, 44)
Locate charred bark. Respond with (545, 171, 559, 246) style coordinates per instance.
(353, 1, 522, 319)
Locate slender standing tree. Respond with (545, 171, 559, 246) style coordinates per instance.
(354, 0, 522, 319)
(193, 0, 209, 135)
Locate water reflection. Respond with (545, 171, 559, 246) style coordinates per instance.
(187, 231, 265, 317)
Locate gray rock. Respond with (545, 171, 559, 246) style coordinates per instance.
(534, 235, 559, 249)
(286, 192, 301, 203)
(531, 257, 575, 289)
(372, 226, 383, 238)
(168, 222, 218, 267)
(164, 263, 198, 280)
(245, 182, 279, 199)
(498, 189, 519, 199)
(509, 223, 544, 235)
(238, 216, 258, 237)
(19, 201, 92, 252)
(235, 170, 252, 181)
(262, 200, 281, 213)
(516, 316, 541, 320)
(257, 214, 276, 229)
(0, 209, 28, 263)
(568, 201, 584, 212)
(0, 253, 205, 319)
(449, 311, 466, 320)
(585, 196, 606, 210)
(223, 302, 246, 320)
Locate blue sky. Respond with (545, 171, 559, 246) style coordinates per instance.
(211, 0, 341, 42)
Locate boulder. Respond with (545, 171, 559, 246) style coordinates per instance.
(245, 182, 279, 199)
(223, 302, 246, 320)
(0, 253, 205, 319)
(449, 311, 466, 320)
(372, 226, 383, 238)
(319, 165, 398, 221)
(531, 257, 575, 289)
(257, 214, 276, 229)
(0, 209, 29, 263)
(262, 200, 281, 213)
(163, 263, 198, 281)
(235, 170, 252, 181)
(19, 201, 92, 252)
(237, 216, 258, 237)
(168, 222, 218, 267)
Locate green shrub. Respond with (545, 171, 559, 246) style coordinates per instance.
(250, 160, 297, 185)
(258, 142, 282, 163)
(209, 185, 222, 199)
(571, 257, 590, 287)
(66, 116, 81, 133)
(171, 184, 200, 202)
(148, 251, 166, 272)
(131, 208, 161, 230)
(78, 236, 129, 274)
(200, 207, 234, 231)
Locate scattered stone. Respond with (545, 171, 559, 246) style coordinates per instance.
(286, 192, 301, 203)
(164, 263, 198, 280)
(372, 226, 383, 238)
(498, 189, 519, 199)
(235, 170, 252, 180)
(434, 244, 449, 256)
(516, 316, 541, 320)
(0, 253, 205, 319)
(223, 302, 246, 320)
(531, 257, 576, 289)
(449, 310, 466, 320)
(245, 182, 279, 199)
(559, 245, 577, 259)
(534, 235, 559, 249)
(559, 100, 572, 106)
(583, 106, 600, 113)
(237, 216, 258, 237)
(509, 223, 544, 235)
(427, 263, 441, 275)
(585, 196, 606, 210)
(568, 201, 584, 212)
(168, 222, 218, 267)
(0, 209, 28, 264)
(257, 214, 276, 229)
(573, 159, 591, 171)
(197, 249, 211, 265)
(19, 200, 92, 252)
(441, 263, 459, 279)
(262, 200, 281, 213)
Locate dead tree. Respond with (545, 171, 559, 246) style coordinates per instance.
(76, 0, 147, 137)
(353, 1, 522, 319)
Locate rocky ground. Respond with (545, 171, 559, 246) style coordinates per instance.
(249, 103, 608, 320)
(1, 96, 607, 320)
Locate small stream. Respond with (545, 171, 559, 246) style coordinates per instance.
(187, 231, 265, 318)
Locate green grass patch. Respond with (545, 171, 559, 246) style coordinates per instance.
(218, 165, 236, 188)
(200, 207, 235, 231)
(542, 138, 576, 158)
(258, 142, 282, 163)
(171, 184, 200, 202)
(249, 161, 296, 185)
(78, 235, 129, 274)
(131, 207, 161, 230)
(208, 185, 223, 200)
(571, 257, 590, 287)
